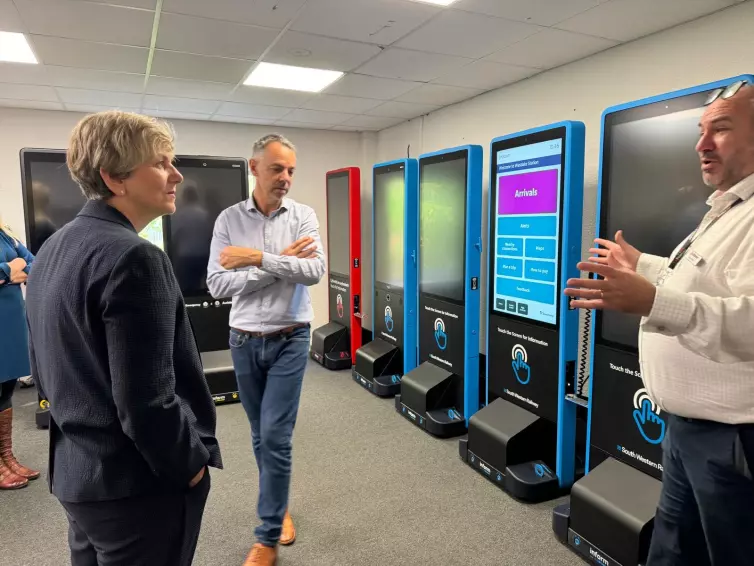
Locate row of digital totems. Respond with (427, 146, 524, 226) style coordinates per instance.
(311, 73, 754, 566)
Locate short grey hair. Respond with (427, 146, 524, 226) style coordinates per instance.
(252, 133, 296, 158)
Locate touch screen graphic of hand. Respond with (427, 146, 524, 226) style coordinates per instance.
(512, 351, 530, 385)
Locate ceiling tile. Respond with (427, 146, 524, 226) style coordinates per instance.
(162, 0, 306, 28)
(210, 115, 278, 125)
(274, 120, 334, 130)
(484, 28, 618, 70)
(0, 98, 62, 110)
(556, 0, 740, 42)
(64, 103, 141, 113)
(341, 114, 404, 129)
(216, 101, 292, 119)
(85, 0, 156, 8)
(301, 94, 382, 113)
(0, 82, 58, 101)
(452, 0, 602, 27)
(330, 125, 366, 132)
(282, 108, 356, 125)
(396, 10, 542, 59)
(395, 83, 483, 106)
(367, 100, 438, 119)
(142, 95, 221, 114)
(324, 74, 421, 100)
(150, 50, 251, 83)
(0, 62, 50, 85)
(146, 77, 235, 100)
(230, 86, 314, 107)
(432, 60, 538, 90)
(156, 12, 278, 60)
(14, 0, 154, 47)
(45, 66, 145, 93)
(30, 36, 148, 73)
(264, 31, 381, 73)
(0, 0, 25, 32)
(356, 48, 471, 82)
(147, 110, 211, 121)
(56, 87, 144, 107)
(290, 0, 440, 45)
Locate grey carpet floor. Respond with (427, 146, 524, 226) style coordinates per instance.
(3, 362, 584, 566)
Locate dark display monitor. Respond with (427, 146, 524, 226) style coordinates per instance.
(374, 164, 405, 291)
(598, 91, 716, 352)
(326, 171, 351, 278)
(419, 151, 467, 305)
(166, 156, 248, 297)
(491, 129, 566, 327)
(20, 149, 164, 254)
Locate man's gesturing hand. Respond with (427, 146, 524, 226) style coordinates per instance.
(564, 261, 656, 316)
(219, 246, 262, 269)
(282, 236, 318, 259)
(589, 230, 641, 271)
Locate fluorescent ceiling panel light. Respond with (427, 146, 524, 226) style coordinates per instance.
(244, 62, 343, 93)
(410, 0, 460, 5)
(0, 32, 37, 64)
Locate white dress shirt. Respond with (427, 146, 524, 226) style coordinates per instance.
(637, 172, 754, 423)
(206, 196, 326, 333)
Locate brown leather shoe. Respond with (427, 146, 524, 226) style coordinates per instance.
(0, 408, 40, 480)
(242, 543, 277, 566)
(280, 509, 296, 546)
(0, 457, 28, 490)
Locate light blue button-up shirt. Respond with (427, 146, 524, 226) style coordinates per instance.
(207, 196, 326, 333)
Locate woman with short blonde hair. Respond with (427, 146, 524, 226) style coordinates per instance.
(25, 110, 222, 566)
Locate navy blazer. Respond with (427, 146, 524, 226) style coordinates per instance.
(26, 200, 222, 503)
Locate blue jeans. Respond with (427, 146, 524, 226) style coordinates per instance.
(647, 415, 754, 565)
(229, 324, 310, 547)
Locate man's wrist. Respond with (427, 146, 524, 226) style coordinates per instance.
(250, 249, 263, 267)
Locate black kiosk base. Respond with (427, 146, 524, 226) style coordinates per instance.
(553, 457, 661, 566)
(352, 338, 402, 397)
(458, 398, 564, 503)
(310, 322, 352, 370)
(395, 362, 467, 438)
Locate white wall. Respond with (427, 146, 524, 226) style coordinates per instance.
(372, 0, 754, 352)
(0, 108, 363, 331)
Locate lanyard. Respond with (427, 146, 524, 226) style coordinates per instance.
(666, 197, 742, 270)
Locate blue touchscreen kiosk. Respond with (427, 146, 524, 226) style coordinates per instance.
(553, 74, 754, 566)
(353, 159, 419, 397)
(395, 145, 482, 438)
(459, 122, 585, 503)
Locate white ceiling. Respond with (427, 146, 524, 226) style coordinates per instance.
(0, 0, 746, 131)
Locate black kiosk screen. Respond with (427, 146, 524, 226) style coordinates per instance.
(600, 96, 711, 351)
(374, 167, 405, 290)
(327, 173, 350, 278)
(419, 155, 466, 303)
(168, 161, 246, 296)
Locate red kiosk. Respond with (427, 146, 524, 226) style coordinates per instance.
(310, 167, 362, 370)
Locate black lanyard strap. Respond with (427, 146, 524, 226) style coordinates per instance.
(667, 197, 742, 270)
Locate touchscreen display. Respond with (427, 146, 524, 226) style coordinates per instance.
(419, 155, 466, 304)
(26, 156, 164, 252)
(493, 138, 563, 325)
(326, 173, 351, 277)
(600, 101, 710, 350)
(374, 167, 405, 289)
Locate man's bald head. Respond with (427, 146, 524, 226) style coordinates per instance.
(696, 82, 754, 191)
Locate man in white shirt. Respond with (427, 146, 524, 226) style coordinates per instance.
(565, 82, 754, 565)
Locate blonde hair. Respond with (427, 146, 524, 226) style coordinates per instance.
(67, 110, 176, 200)
(0, 214, 18, 243)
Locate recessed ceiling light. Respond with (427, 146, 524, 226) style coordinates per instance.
(0, 32, 37, 64)
(410, 0, 460, 6)
(244, 62, 343, 93)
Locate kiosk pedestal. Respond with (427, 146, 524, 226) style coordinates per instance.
(459, 398, 563, 502)
(311, 321, 352, 370)
(553, 457, 661, 566)
(353, 339, 402, 396)
(395, 363, 467, 438)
